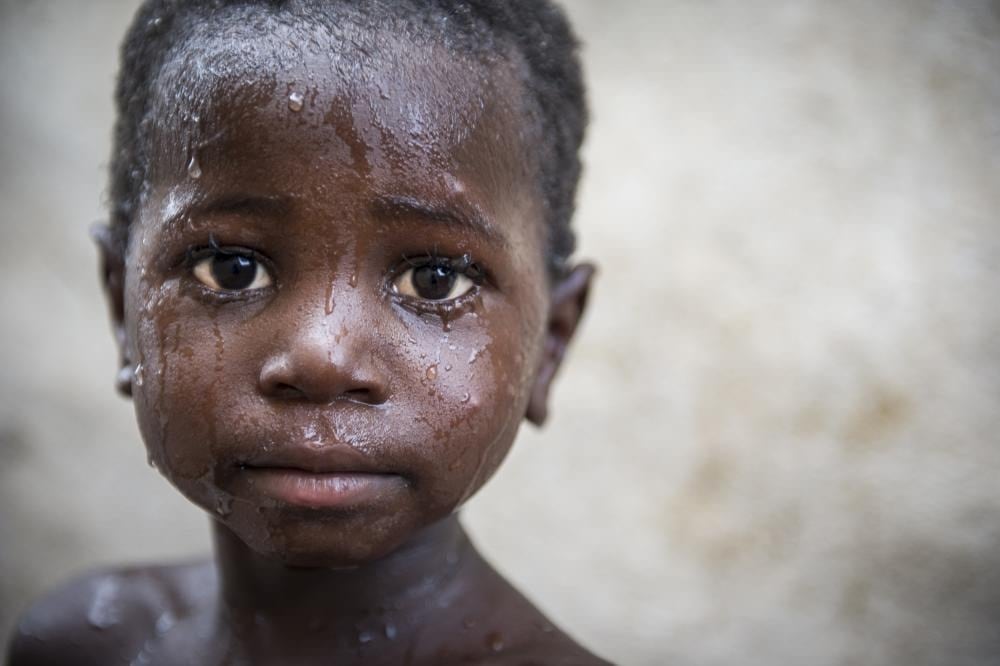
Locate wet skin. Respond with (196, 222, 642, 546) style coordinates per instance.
(8, 24, 606, 666)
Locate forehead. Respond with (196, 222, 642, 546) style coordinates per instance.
(142, 13, 541, 247)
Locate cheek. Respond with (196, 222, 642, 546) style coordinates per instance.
(128, 276, 258, 502)
(393, 302, 544, 510)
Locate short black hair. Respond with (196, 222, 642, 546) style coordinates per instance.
(110, 0, 587, 276)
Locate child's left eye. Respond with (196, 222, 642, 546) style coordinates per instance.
(392, 262, 477, 301)
(192, 251, 273, 292)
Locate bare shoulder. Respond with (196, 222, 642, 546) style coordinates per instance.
(462, 559, 614, 666)
(5, 559, 214, 666)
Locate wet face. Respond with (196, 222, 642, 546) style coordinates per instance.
(115, 28, 558, 567)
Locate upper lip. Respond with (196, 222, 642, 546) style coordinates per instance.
(238, 445, 392, 475)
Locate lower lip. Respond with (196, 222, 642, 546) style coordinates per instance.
(240, 468, 401, 509)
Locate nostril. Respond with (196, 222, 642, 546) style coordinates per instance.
(272, 383, 305, 400)
(343, 388, 373, 402)
(258, 352, 388, 405)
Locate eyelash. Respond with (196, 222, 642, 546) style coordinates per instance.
(398, 251, 485, 281)
(182, 241, 276, 300)
(389, 251, 487, 311)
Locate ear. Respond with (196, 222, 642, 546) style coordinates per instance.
(526, 263, 596, 426)
(91, 223, 132, 398)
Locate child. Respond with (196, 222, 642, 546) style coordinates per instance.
(8, 0, 604, 663)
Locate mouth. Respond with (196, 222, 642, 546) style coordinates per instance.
(233, 447, 404, 510)
(239, 467, 403, 509)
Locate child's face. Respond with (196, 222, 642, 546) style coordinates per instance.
(105, 31, 588, 566)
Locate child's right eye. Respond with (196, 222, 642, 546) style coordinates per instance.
(191, 250, 273, 293)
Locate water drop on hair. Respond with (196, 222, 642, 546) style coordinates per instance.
(425, 365, 438, 381)
(186, 154, 202, 179)
(358, 630, 374, 644)
(384, 622, 397, 640)
(288, 91, 304, 112)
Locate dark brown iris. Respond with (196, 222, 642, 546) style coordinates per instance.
(211, 253, 257, 291)
(411, 264, 456, 300)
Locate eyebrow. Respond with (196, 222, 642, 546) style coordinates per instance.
(169, 194, 294, 226)
(369, 194, 508, 247)
(159, 193, 294, 237)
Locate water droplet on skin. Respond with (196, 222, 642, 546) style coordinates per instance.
(384, 622, 397, 640)
(349, 273, 358, 288)
(444, 364, 452, 372)
(147, 452, 157, 469)
(86, 578, 122, 630)
(288, 91, 305, 111)
(425, 365, 438, 381)
(486, 632, 505, 653)
(154, 611, 176, 636)
(130, 646, 153, 666)
(134, 363, 145, 387)
(215, 495, 233, 517)
(462, 617, 476, 630)
(325, 282, 335, 315)
(467, 349, 480, 365)
(186, 154, 202, 179)
(358, 630, 374, 644)
(460, 392, 470, 403)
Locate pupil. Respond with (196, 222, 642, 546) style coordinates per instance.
(412, 265, 455, 300)
(211, 254, 256, 290)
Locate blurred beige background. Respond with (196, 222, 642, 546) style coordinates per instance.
(2, 1, 999, 664)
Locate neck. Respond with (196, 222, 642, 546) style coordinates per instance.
(211, 514, 476, 652)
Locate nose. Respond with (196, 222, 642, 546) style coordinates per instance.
(258, 315, 390, 406)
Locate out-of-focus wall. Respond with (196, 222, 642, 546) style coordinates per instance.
(1, 1, 998, 664)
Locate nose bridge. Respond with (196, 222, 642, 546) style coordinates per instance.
(298, 295, 365, 369)
(258, 275, 388, 404)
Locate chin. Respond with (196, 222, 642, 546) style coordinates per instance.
(221, 505, 420, 568)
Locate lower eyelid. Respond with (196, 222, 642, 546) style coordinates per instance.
(390, 283, 482, 315)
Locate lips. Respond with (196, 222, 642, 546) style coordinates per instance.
(232, 445, 405, 509)
(238, 444, 390, 475)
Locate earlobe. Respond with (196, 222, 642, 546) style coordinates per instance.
(116, 365, 135, 397)
(526, 262, 596, 426)
(91, 223, 132, 398)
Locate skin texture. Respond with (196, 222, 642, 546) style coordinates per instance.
(8, 20, 605, 666)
